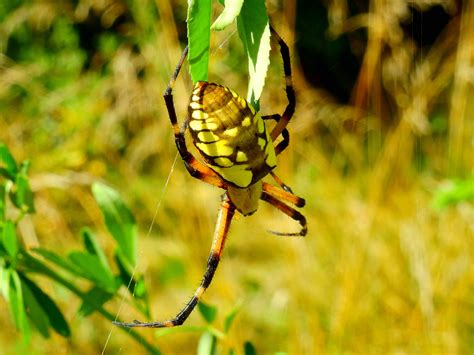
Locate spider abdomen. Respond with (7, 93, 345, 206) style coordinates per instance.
(188, 81, 276, 188)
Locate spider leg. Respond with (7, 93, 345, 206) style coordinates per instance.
(262, 181, 305, 207)
(260, 191, 307, 237)
(269, 26, 296, 142)
(268, 172, 294, 193)
(262, 114, 290, 155)
(113, 195, 236, 328)
(163, 46, 225, 189)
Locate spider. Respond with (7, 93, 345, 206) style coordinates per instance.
(114, 26, 307, 329)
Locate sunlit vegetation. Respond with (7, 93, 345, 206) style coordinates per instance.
(0, 0, 473, 353)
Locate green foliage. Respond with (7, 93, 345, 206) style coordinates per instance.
(0, 143, 157, 352)
(198, 331, 217, 355)
(244, 341, 257, 355)
(92, 182, 138, 267)
(78, 286, 114, 317)
(211, 0, 244, 31)
(432, 177, 474, 210)
(236, 0, 270, 108)
(0, 143, 19, 179)
(7, 270, 30, 343)
(20, 274, 71, 338)
(187, 0, 212, 82)
(187, 0, 271, 109)
(2, 221, 18, 259)
(223, 302, 241, 333)
(198, 301, 218, 323)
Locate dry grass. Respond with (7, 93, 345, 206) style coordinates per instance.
(0, 0, 473, 353)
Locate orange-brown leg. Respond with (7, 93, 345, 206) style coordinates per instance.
(260, 191, 307, 237)
(269, 171, 297, 194)
(163, 46, 225, 189)
(262, 114, 290, 155)
(263, 181, 305, 207)
(113, 195, 236, 328)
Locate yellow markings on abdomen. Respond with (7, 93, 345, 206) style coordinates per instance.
(257, 117, 265, 134)
(196, 140, 233, 157)
(212, 164, 253, 188)
(189, 101, 203, 110)
(188, 82, 278, 187)
(236, 150, 248, 162)
(224, 126, 239, 137)
(242, 117, 251, 127)
(197, 131, 220, 143)
(191, 110, 209, 120)
(189, 120, 219, 131)
(214, 157, 233, 167)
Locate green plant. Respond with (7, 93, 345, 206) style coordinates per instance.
(188, 0, 271, 108)
(0, 143, 159, 353)
(432, 177, 474, 210)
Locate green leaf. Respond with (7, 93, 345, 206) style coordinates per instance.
(187, 0, 212, 82)
(197, 331, 217, 355)
(432, 177, 474, 210)
(92, 182, 137, 266)
(78, 286, 114, 317)
(33, 248, 85, 277)
(9, 270, 31, 342)
(20, 275, 71, 337)
(244, 341, 257, 355)
(0, 266, 10, 302)
(81, 227, 113, 277)
(68, 251, 117, 292)
(115, 250, 134, 289)
(224, 302, 241, 333)
(2, 220, 18, 259)
(198, 301, 218, 324)
(236, 0, 271, 108)
(0, 183, 6, 221)
(11, 171, 35, 213)
(134, 276, 147, 298)
(20, 277, 50, 338)
(211, 0, 244, 31)
(0, 143, 19, 180)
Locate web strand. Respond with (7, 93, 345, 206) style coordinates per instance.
(101, 151, 179, 354)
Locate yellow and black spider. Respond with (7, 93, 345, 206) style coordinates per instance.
(114, 26, 306, 328)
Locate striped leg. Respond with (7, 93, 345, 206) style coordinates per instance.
(269, 171, 294, 193)
(260, 191, 307, 237)
(262, 114, 290, 155)
(113, 195, 236, 328)
(269, 26, 296, 142)
(163, 46, 225, 189)
(263, 181, 305, 207)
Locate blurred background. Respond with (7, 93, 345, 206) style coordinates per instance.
(0, 0, 473, 353)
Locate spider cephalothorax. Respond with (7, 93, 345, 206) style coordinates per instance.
(114, 26, 306, 329)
